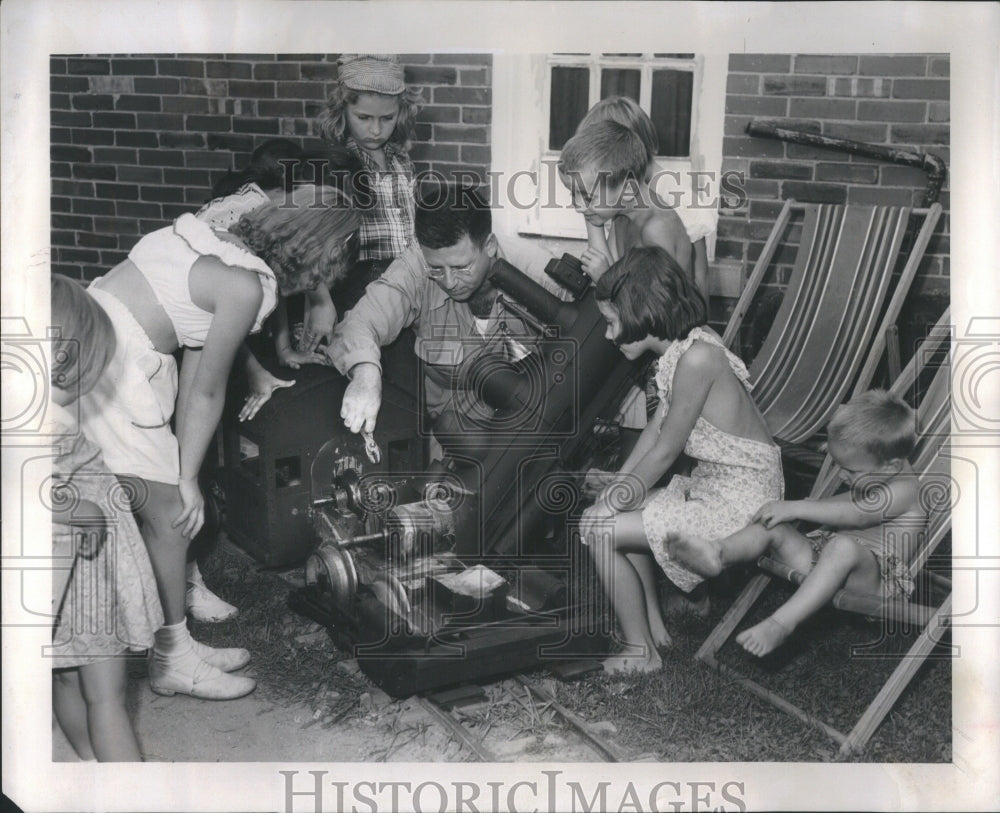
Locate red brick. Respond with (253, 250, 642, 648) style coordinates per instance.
(781, 181, 846, 204)
(111, 59, 157, 75)
(785, 144, 849, 161)
(434, 124, 489, 143)
(56, 247, 101, 263)
(51, 57, 67, 74)
(831, 77, 889, 98)
(206, 133, 254, 152)
(92, 112, 136, 128)
(52, 197, 72, 212)
(890, 124, 949, 146)
(185, 114, 232, 132)
(94, 147, 137, 164)
(51, 76, 89, 93)
(748, 199, 787, 220)
(98, 250, 129, 268)
(115, 95, 162, 112)
(157, 59, 205, 78)
(433, 86, 489, 105)
(52, 145, 92, 162)
(140, 186, 187, 203)
(94, 217, 140, 234)
(52, 214, 93, 230)
(724, 115, 753, 136)
(163, 168, 212, 186)
(739, 178, 781, 199)
(72, 164, 116, 181)
(728, 54, 791, 73)
(788, 98, 856, 119)
(277, 81, 327, 100)
(68, 58, 110, 75)
(300, 63, 340, 81)
(726, 74, 759, 95)
(163, 96, 211, 114)
(230, 80, 276, 98)
(725, 95, 788, 116)
(138, 149, 185, 167)
(927, 103, 949, 123)
(258, 100, 304, 117)
(254, 63, 301, 81)
(460, 145, 490, 164)
(115, 201, 162, 219)
(431, 54, 490, 66)
(77, 232, 119, 249)
(929, 57, 950, 77)
(116, 131, 159, 148)
(410, 143, 460, 162)
(857, 100, 926, 122)
(846, 186, 914, 206)
(859, 55, 928, 76)
(207, 60, 252, 79)
(880, 165, 933, 187)
(95, 182, 139, 200)
(52, 111, 92, 127)
(180, 78, 226, 96)
(51, 92, 71, 109)
(405, 66, 458, 85)
(186, 150, 237, 169)
(722, 136, 785, 159)
(72, 94, 115, 111)
(793, 55, 859, 74)
(762, 76, 827, 97)
(72, 129, 113, 146)
(420, 105, 461, 123)
(51, 162, 72, 178)
(233, 118, 281, 135)
(459, 67, 490, 85)
(53, 179, 94, 197)
(53, 264, 85, 279)
(461, 107, 491, 125)
(814, 163, 878, 184)
(159, 132, 207, 149)
(749, 160, 812, 180)
(892, 79, 949, 100)
(133, 77, 180, 94)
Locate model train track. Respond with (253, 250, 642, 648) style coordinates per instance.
(417, 673, 631, 762)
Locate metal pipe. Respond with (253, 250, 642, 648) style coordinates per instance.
(746, 120, 947, 206)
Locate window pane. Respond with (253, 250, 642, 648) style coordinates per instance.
(600, 68, 641, 102)
(549, 66, 590, 150)
(650, 69, 693, 157)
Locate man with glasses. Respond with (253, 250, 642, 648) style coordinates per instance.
(327, 184, 566, 457)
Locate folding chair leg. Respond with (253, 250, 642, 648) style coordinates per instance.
(695, 572, 771, 664)
(840, 594, 953, 756)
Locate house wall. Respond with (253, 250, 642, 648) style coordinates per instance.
(49, 53, 493, 282)
(717, 53, 950, 348)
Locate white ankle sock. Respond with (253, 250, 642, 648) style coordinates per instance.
(153, 620, 196, 669)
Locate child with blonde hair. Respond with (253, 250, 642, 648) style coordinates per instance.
(79, 185, 359, 699)
(668, 389, 925, 656)
(318, 53, 423, 311)
(580, 246, 782, 673)
(49, 275, 163, 760)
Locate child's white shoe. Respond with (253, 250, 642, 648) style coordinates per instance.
(186, 561, 238, 622)
(190, 637, 251, 672)
(149, 655, 256, 700)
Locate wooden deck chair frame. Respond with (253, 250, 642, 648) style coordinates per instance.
(696, 308, 953, 757)
(723, 199, 943, 446)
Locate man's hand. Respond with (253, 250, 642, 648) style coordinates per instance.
(173, 476, 206, 539)
(240, 366, 296, 422)
(341, 362, 382, 434)
(753, 500, 800, 529)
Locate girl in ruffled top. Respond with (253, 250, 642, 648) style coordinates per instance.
(580, 246, 783, 673)
(79, 184, 359, 699)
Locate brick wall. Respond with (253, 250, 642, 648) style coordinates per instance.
(50, 53, 492, 282)
(717, 53, 950, 352)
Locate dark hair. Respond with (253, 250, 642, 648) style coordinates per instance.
(414, 184, 492, 249)
(595, 245, 707, 344)
(50, 274, 116, 397)
(211, 138, 305, 198)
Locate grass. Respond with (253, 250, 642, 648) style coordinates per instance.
(196, 539, 951, 763)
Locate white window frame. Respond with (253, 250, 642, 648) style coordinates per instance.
(491, 52, 727, 257)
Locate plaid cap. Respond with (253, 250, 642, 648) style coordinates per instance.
(337, 54, 405, 95)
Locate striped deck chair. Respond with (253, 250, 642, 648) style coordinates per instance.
(697, 309, 952, 756)
(723, 200, 943, 446)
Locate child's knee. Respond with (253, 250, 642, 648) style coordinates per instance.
(818, 534, 865, 565)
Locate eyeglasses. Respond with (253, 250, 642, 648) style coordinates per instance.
(426, 260, 478, 281)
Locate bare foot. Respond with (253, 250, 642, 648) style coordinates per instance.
(736, 616, 792, 657)
(647, 613, 673, 648)
(602, 650, 663, 674)
(667, 533, 724, 578)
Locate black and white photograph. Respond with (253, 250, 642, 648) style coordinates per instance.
(2, 2, 998, 811)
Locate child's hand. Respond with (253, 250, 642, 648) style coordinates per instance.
(580, 246, 613, 281)
(582, 468, 617, 498)
(753, 500, 799, 529)
(579, 498, 617, 545)
(240, 369, 295, 422)
(173, 476, 205, 539)
(277, 346, 328, 370)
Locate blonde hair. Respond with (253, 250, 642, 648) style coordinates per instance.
(559, 119, 649, 190)
(230, 184, 361, 293)
(827, 390, 917, 464)
(316, 84, 424, 149)
(579, 95, 658, 161)
(50, 274, 116, 397)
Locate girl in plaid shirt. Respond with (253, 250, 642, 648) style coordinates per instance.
(318, 54, 423, 312)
